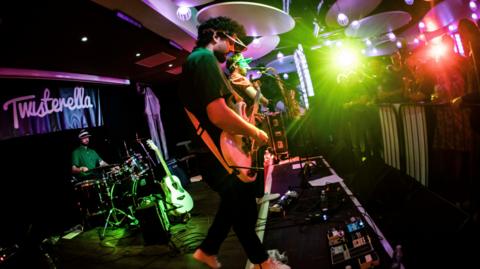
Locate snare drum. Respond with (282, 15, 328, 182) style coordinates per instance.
(74, 179, 108, 217)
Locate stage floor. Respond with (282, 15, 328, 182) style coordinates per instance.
(4, 156, 396, 269)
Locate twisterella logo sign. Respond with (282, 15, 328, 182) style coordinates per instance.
(3, 87, 93, 129)
(0, 84, 103, 140)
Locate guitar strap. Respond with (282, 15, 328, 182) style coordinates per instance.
(184, 107, 235, 175)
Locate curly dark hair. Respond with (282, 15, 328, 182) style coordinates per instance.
(196, 16, 246, 48)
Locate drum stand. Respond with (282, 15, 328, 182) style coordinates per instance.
(100, 181, 138, 240)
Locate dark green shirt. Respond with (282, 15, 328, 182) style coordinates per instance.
(72, 146, 103, 177)
(178, 47, 234, 191)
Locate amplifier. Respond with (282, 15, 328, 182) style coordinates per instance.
(135, 196, 170, 245)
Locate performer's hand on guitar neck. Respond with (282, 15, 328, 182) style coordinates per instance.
(253, 128, 269, 146)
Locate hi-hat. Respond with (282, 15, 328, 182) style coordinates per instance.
(345, 11, 412, 38)
(88, 164, 120, 173)
(243, 35, 280, 60)
(325, 0, 382, 27)
(197, 2, 295, 36)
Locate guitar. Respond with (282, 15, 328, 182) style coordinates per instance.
(146, 139, 194, 216)
(220, 82, 263, 182)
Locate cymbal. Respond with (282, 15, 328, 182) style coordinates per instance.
(88, 164, 120, 173)
(197, 2, 295, 36)
(325, 0, 382, 28)
(345, 11, 411, 38)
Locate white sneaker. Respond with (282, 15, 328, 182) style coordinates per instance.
(253, 258, 291, 269)
(257, 193, 281, 204)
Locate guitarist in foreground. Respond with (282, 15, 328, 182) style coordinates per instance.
(178, 16, 290, 269)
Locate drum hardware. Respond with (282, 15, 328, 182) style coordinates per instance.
(100, 180, 139, 240)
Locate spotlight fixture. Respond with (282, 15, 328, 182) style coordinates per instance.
(337, 13, 349, 27)
(470, 1, 478, 11)
(176, 6, 192, 21)
(81, 36, 88, 42)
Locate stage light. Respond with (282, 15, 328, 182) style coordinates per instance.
(136, 53, 141, 57)
(454, 33, 465, 56)
(283, 73, 289, 80)
(387, 32, 396, 41)
(351, 20, 359, 29)
(448, 24, 457, 32)
(176, 6, 192, 21)
(333, 47, 359, 70)
(337, 13, 349, 27)
(414, 38, 420, 44)
(470, 1, 478, 11)
(429, 43, 447, 62)
(418, 21, 425, 31)
(81, 36, 88, 42)
(396, 41, 403, 48)
(472, 13, 479, 20)
(405, 0, 414, 5)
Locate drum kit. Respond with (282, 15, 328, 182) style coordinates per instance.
(72, 153, 155, 232)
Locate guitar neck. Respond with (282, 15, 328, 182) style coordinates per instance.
(151, 144, 172, 177)
(249, 85, 262, 123)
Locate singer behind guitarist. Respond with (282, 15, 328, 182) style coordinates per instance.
(178, 16, 290, 269)
(226, 53, 281, 205)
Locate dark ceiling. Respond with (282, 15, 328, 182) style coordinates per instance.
(0, 0, 436, 85)
(0, 0, 189, 85)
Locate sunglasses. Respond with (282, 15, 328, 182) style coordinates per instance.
(217, 31, 248, 52)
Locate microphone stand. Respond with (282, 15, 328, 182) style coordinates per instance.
(137, 139, 158, 179)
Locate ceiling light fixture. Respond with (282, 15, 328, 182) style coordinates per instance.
(337, 13, 349, 27)
(470, 1, 478, 11)
(176, 6, 192, 21)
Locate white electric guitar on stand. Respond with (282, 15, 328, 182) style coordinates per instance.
(146, 139, 193, 216)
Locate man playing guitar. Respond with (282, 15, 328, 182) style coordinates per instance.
(226, 53, 280, 205)
(178, 16, 290, 269)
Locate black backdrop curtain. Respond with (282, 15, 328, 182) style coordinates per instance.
(0, 79, 147, 244)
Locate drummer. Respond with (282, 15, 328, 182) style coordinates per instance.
(71, 129, 112, 179)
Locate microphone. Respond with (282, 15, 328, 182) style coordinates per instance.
(249, 66, 273, 72)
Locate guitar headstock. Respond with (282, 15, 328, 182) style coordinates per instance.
(146, 139, 158, 151)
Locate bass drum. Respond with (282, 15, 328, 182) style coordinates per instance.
(73, 179, 108, 217)
(108, 176, 161, 212)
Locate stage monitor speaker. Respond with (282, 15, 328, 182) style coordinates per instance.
(135, 198, 170, 245)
